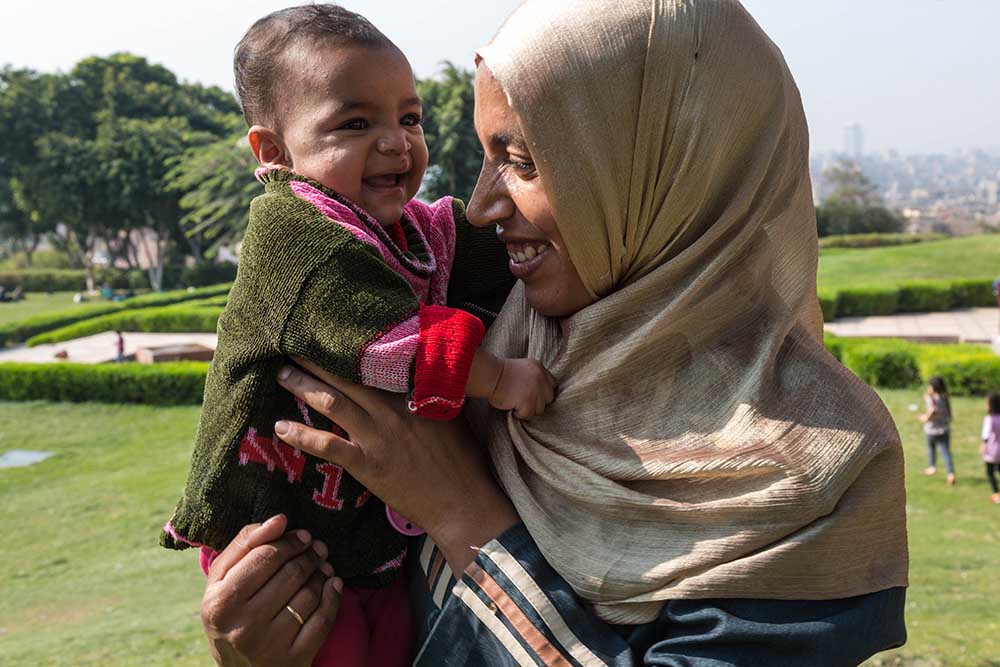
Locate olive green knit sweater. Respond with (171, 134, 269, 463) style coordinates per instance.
(161, 170, 512, 586)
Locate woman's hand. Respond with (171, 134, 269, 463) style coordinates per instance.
(274, 359, 520, 573)
(200, 514, 342, 667)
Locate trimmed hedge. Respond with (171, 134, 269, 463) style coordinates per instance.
(0, 263, 238, 292)
(818, 232, 948, 250)
(834, 286, 899, 318)
(0, 283, 232, 347)
(820, 278, 996, 321)
(825, 335, 1000, 396)
(27, 305, 224, 346)
(0, 269, 90, 292)
(0, 362, 209, 405)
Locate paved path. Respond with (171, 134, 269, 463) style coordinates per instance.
(0, 332, 218, 364)
(1, 310, 996, 364)
(824, 307, 998, 344)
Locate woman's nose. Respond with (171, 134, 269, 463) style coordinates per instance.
(377, 130, 410, 155)
(467, 162, 515, 228)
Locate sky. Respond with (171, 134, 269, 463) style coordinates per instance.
(2, 0, 998, 155)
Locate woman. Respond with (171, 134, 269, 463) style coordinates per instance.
(199, 1, 908, 664)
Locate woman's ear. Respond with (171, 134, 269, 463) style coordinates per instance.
(247, 126, 291, 169)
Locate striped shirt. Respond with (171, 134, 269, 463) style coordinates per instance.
(407, 524, 906, 667)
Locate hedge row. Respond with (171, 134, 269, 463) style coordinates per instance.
(0, 362, 209, 405)
(0, 264, 237, 292)
(819, 278, 995, 321)
(0, 283, 231, 347)
(818, 232, 948, 250)
(27, 305, 224, 346)
(825, 335, 1000, 396)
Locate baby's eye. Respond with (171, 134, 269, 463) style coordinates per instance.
(401, 113, 422, 127)
(338, 118, 369, 131)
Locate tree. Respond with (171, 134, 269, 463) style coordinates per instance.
(166, 133, 259, 259)
(0, 54, 245, 290)
(822, 158, 882, 209)
(417, 63, 481, 202)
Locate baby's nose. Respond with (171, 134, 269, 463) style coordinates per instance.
(377, 132, 410, 154)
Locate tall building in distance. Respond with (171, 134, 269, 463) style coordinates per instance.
(843, 122, 865, 159)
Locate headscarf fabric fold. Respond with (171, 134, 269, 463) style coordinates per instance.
(472, 0, 907, 624)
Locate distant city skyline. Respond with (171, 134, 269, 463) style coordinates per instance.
(2, 0, 997, 154)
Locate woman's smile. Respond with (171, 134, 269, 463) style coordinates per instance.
(504, 239, 553, 278)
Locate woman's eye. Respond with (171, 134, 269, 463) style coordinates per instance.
(338, 118, 369, 131)
(401, 113, 422, 127)
(504, 158, 536, 174)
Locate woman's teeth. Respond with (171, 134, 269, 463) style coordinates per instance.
(508, 243, 550, 264)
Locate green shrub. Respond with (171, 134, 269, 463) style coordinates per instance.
(825, 335, 1000, 396)
(180, 263, 238, 287)
(27, 305, 223, 346)
(0, 362, 208, 405)
(0, 283, 231, 347)
(835, 286, 899, 317)
(949, 279, 996, 308)
(818, 232, 948, 250)
(0, 269, 88, 291)
(841, 342, 921, 388)
(818, 291, 837, 322)
(896, 281, 955, 313)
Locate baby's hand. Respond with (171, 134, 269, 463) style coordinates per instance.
(489, 358, 556, 419)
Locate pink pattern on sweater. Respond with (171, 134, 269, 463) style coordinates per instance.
(288, 181, 451, 303)
(359, 315, 420, 392)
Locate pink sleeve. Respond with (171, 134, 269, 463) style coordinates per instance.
(358, 315, 421, 393)
(984, 416, 992, 441)
(200, 546, 219, 576)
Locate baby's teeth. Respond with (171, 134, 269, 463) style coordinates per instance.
(524, 246, 537, 260)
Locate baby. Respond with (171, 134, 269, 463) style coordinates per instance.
(161, 5, 553, 665)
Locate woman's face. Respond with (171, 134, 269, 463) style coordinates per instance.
(467, 64, 593, 318)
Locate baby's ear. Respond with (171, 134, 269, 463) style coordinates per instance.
(248, 126, 291, 169)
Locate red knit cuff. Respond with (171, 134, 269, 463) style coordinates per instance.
(411, 304, 486, 420)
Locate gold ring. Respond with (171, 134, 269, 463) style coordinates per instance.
(285, 604, 305, 626)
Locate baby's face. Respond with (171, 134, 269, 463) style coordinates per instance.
(276, 44, 428, 226)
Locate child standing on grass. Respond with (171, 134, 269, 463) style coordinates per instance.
(981, 392, 1000, 504)
(161, 5, 554, 666)
(921, 376, 955, 485)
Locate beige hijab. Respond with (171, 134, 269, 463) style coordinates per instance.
(471, 0, 908, 625)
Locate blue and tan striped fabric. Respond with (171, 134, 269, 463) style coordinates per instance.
(407, 525, 907, 667)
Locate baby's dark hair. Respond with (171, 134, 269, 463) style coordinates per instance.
(234, 4, 398, 128)
(988, 392, 1000, 416)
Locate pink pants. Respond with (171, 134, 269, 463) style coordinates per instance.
(200, 548, 413, 667)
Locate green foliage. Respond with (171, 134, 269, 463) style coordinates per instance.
(0, 55, 244, 288)
(0, 283, 230, 346)
(821, 158, 881, 207)
(0, 362, 208, 404)
(896, 281, 956, 313)
(818, 232, 948, 250)
(919, 350, 1000, 397)
(821, 277, 995, 320)
(949, 278, 996, 308)
(835, 286, 899, 317)
(27, 304, 223, 346)
(166, 134, 258, 258)
(0, 269, 90, 292)
(816, 202, 903, 237)
(417, 63, 481, 202)
(826, 335, 1000, 396)
(841, 341, 921, 388)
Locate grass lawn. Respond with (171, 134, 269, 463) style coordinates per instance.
(0, 293, 92, 327)
(818, 235, 1000, 291)
(1, 391, 998, 666)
